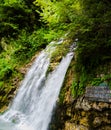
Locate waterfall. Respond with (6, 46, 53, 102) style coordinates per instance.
(0, 42, 73, 130)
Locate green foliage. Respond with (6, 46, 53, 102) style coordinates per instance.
(0, 82, 3, 87)
(0, 66, 12, 81)
(71, 81, 79, 98)
(0, 54, 15, 81)
(76, 0, 111, 73)
(34, 0, 111, 76)
(34, 0, 82, 33)
(11, 28, 50, 63)
(51, 39, 71, 61)
(102, 74, 111, 89)
(71, 0, 111, 97)
(0, 0, 40, 38)
(0, 0, 48, 110)
(102, 74, 111, 81)
(71, 69, 89, 98)
(91, 78, 102, 86)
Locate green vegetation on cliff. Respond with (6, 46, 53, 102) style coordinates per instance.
(0, 0, 111, 110)
(34, 0, 111, 97)
(0, 0, 48, 110)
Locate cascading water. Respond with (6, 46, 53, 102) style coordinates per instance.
(0, 41, 73, 130)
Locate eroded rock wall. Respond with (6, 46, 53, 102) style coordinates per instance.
(49, 95, 111, 130)
(64, 97, 111, 130)
(49, 60, 111, 130)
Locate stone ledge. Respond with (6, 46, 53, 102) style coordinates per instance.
(85, 86, 111, 102)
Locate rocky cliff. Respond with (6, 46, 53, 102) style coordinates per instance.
(49, 60, 111, 130)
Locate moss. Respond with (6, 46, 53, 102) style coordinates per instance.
(47, 38, 73, 74)
(50, 39, 73, 63)
(59, 58, 75, 104)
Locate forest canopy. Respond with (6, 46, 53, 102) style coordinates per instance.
(34, 0, 111, 70)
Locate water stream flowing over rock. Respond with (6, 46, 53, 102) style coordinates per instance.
(0, 42, 73, 130)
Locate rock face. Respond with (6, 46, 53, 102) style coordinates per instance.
(49, 97, 111, 130)
(71, 97, 111, 130)
(49, 61, 111, 130)
(85, 86, 111, 103)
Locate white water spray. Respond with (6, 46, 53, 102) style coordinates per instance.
(0, 42, 73, 130)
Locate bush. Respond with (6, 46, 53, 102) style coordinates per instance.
(0, 59, 14, 81)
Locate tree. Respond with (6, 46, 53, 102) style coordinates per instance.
(76, 0, 111, 74)
(0, 0, 40, 38)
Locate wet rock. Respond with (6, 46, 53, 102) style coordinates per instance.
(85, 86, 111, 103)
(65, 122, 88, 130)
(51, 95, 111, 130)
(75, 97, 91, 111)
(92, 102, 102, 111)
(93, 117, 102, 127)
(65, 122, 76, 130)
(80, 117, 89, 127)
